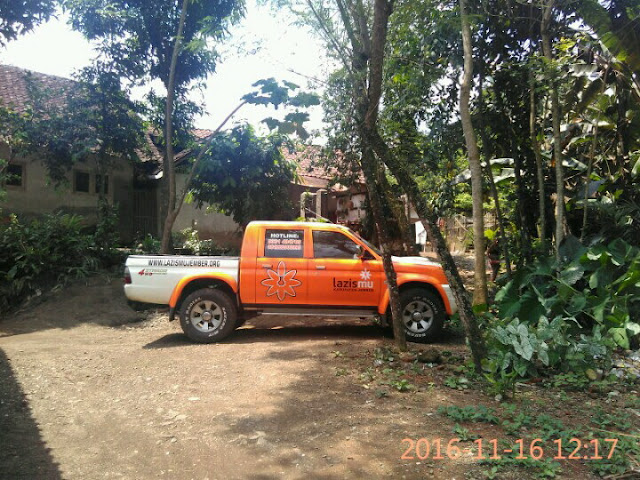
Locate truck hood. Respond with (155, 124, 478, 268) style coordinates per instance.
(391, 255, 441, 268)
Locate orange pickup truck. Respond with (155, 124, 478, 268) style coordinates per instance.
(124, 221, 456, 343)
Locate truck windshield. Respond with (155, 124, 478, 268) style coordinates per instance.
(341, 226, 381, 256)
(358, 236, 382, 256)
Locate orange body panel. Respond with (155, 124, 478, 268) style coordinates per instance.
(166, 221, 454, 316)
(237, 221, 453, 314)
(169, 273, 238, 309)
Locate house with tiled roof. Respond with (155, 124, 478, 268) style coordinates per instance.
(1, 64, 370, 247)
(282, 145, 368, 229)
(0, 64, 242, 246)
(0, 64, 141, 241)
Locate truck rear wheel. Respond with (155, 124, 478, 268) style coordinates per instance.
(179, 289, 237, 343)
(399, 288, 444, 343)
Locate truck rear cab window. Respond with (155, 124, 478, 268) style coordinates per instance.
(313, 230, 360, 259)
(264, 229, 304, 258)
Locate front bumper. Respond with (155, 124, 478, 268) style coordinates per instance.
(442, 285, 458, 315)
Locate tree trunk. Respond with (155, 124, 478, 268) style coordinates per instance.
(361, 143, 406, 351)
(581, 69, 607, 241)
(509, 131, 532, 265)
(541, 0, 565, 259)
(160, 0, 189, 254)
(477, 70, 511, 278)
(530, 71, 548, 246)
(484, 160, 512, 277)
(368, 131, 487, 372)
(333, 0, 406, 350)
(459, 0, 488, 305)
(615, 74, 629, 187)
(361, 0, 406, 351)
(380, 170, 416, 255)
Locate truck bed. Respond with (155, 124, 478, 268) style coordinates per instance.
(124, 255, 239, 304)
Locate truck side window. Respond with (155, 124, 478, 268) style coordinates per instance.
(264, 229, 304, 258)
(313, 231, 361, 259)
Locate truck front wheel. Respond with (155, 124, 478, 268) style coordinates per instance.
(179, 289, 237, 343)
(399, 288, 444, 343)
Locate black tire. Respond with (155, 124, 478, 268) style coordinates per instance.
(399, 288, 445, 343)
(179, 289, 237, 343)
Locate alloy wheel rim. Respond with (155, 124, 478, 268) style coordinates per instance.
(190, 300, 222, 333)
(402, 300, 434, 333)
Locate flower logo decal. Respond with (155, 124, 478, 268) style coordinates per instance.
(360, 268, 371, 281)
(261, 261, 302, 301)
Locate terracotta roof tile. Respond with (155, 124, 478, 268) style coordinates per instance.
(283, 145, 365, 188)
(0, 64, 74, 112)
(283, 145, 333, 181)
(192, 129, 214, 140)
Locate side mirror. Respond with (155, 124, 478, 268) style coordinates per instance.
(355, 245, 365, 260)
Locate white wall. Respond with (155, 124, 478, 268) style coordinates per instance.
(171, 172, 241, 248)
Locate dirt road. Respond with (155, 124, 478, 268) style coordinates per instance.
(1, 276, 481, 480)
(2, 274, 617, 480)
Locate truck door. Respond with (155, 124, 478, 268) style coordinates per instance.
(254, 228, 309, 306)
(307, 230, 383, 307)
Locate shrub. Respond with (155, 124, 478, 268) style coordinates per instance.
(0, 213, 104, 312)
(93, 200, 122, 265)
(484, 237, 640, 394)
(135, 233, 161, 254)
(172, 227, 230, 255)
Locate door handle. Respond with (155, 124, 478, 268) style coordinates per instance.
(262, 264, 273, 269)
(316, 265, 326, 270)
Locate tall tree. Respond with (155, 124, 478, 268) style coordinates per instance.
(340, 0, 408, 350)
(302, 0, 487, 365)
(541, 0, 566, 259)
(189, 125, 297, 227)
(459, 0, 487, 305)
(294, 0, 407, 348)
(65, 64, 144, 196)
(66, 0, 243, 252)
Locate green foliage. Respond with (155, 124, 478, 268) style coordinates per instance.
(443, 375, 470, 390)
(0, 214, 105, 313)
(135, 234, 161, 254)
(582, 198, 640, 248)
(452, 423, 479, 441)
(0, 0, 55, 45)
(65, 0, 242, 90)
(144, 91, 202, 152)
(390, 378, 413, 392)
(437, 404, 499, 424)
(244, 78, 320, 140)
(481, 447, 562, 480)
(589, 434, 640, 478)
(0, 158, 7, 204)
(545, 372, 591, 391)
(439, 399, 638, 479)
(484, 238, 640, 394)
(66, 65, 144, 167)
(190, 124, 297, 227)
(93, 200, 121, 264)
(170, 227, 235, 256)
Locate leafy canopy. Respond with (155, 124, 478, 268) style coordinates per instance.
(64, 0, 244, 89)
(189, 124, 296, 227)
(0, 0, 55, 46)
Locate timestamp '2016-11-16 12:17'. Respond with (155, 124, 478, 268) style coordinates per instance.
(401, 437, 619, 461)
